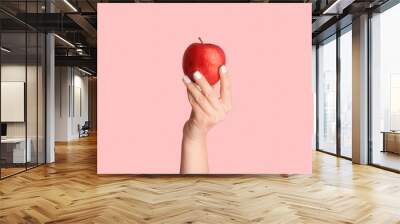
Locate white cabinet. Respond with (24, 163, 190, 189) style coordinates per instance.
(1, 138, 32, 163)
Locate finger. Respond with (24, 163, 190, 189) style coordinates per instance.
(187, 89, 204, 115)
(183, 75, 215, 115)
(219, 65, 232, 111)
(192, 71, 221, 109)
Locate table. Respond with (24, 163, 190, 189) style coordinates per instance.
(381, 131, 400, 154)
(1, 138, 32, 164)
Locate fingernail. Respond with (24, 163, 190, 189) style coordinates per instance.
(193, 71, 202, 80)
(219, 65, 227, 75)
(182, 75, 192, 84)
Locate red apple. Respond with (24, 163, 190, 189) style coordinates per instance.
(182, 38, 226, 85)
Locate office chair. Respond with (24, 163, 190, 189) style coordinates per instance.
(79, 121, 90, 138)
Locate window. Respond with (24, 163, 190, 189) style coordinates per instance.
(0, 1, 46, 179)
(312, 45, 317, 150)
(339, 27, 352, 158)
(371, 3, 400, 171)
(317, 35, 337, 154)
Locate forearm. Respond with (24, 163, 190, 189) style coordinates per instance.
(180, 122, 209, 174)
(180, 65, 230, 174)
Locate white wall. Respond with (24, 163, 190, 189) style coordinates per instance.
(1, 65, 42, 137)
(55, 66, 70, 141)
(1, 64, 46, 163)
(1, 66, 26, 139)
(55, 67, 89, 141)
(70, 73, 89, 138)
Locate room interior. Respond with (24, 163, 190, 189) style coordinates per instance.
(0, 31, 46, 178)
(0, 0, 400, 222)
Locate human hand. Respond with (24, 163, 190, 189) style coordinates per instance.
(182, 65, 232, 141)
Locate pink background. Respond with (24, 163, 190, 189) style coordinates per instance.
(97, 3, 312, 174)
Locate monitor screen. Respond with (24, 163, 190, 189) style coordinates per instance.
(1, 123, 7, 137)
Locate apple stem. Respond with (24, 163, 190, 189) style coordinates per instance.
(198, 37, 203, 44)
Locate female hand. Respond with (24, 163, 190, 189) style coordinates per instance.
(182, 65, 232, 140)
(180, 65, 231, 174)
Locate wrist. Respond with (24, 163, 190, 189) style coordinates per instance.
(183, 120, 208, 141)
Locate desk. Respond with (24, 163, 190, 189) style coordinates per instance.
(381, 131, 400, 154)
(1, 138, 31, 163)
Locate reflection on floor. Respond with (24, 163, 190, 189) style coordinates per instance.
(373, 150, 400, 171)
(341, 147, 352, 158)
(0, 163, 41, 178)
(1, 167, 25, 178)
(0, 135, 400, 223)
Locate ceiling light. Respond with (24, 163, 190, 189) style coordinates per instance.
(1, 47, 11, 53)
(78, 67, 93, 76)
(76, 49, 84, 55)
(54, 34, 75, 48)
(63, 0, 78, 12)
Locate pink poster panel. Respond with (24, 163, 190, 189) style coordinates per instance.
(98, 3, 312, 174)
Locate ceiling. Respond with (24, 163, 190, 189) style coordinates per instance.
(0, 0, 393, 74)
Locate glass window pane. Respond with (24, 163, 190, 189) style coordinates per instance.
(0, 1, 46, 179)
(1, 31, 27, 177)
(371, 4, 400, 171)
(25, 0, 39, 170)
(312, 45, 317, 150)
(38, 32, 45, 165)
(27, 31, 38, 169)
(318, 36, 337, 154)
(340, 28, 352, 158)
